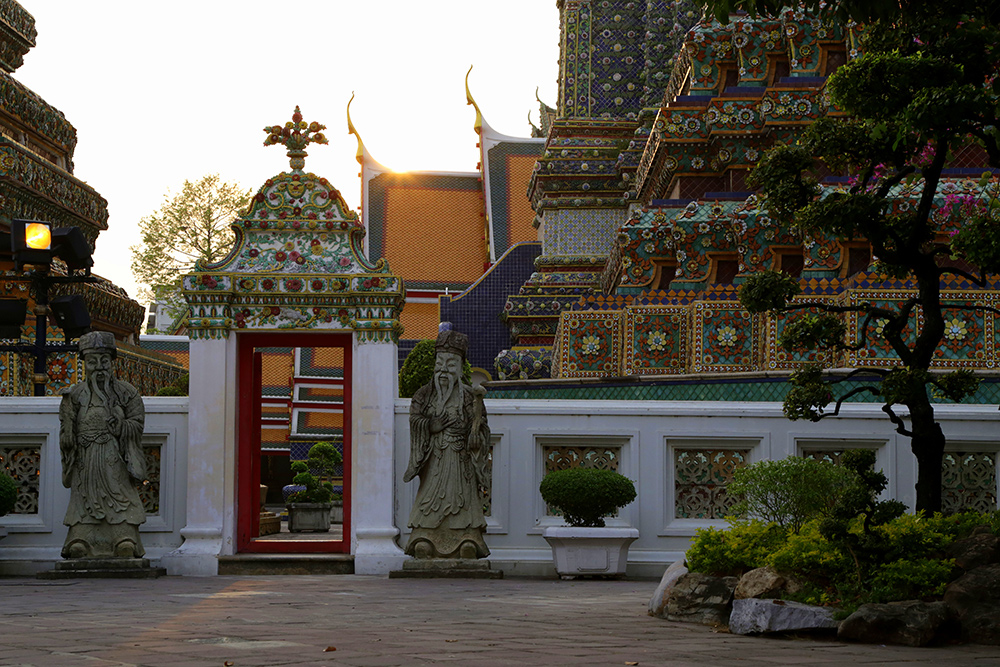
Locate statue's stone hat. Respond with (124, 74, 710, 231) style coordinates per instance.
(77, 331, 117, 358)
(435, 330, 468, 360)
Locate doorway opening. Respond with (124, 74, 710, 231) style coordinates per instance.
(237, 332, 352, 553)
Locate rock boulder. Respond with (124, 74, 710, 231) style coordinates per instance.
(734, 566, 802, 599)
(648, 560, 688, 618)
(729, 598, 839, 635)
(665, 572, 738, 627)
(838, 600, 958, 647)
(944, 562, 1000, 644)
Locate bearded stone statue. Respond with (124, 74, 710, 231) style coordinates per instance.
(403, 330, 490, 560)
(58, 331, 147, 559)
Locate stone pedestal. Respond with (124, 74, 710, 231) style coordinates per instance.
(37, 558, 167, 580)
(259, 512, 281, 536)
(389, 558, 503, 579)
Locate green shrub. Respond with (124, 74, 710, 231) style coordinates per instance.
(728, 456, 856, 532)
(399, 339, 473, 398)
(156, 373, 189, 396)
(287, 441, 343, 504)
(0, 471, 17, 517)
(686, 520, 787, 576)
(539, 468, 636, 527)
(767, 519, 851, 581)
(868, 558, 955, 603)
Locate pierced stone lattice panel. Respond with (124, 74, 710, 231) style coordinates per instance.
(137, 445, 161, 516)
(0, 445, 40, 514)
(942, 452, 998, 513)
(674, 448, 748, 519)
(802, 449, 843, 465)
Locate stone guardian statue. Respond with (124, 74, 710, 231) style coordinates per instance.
(403, 330, 491, 559)
(58, 331, 147, 559)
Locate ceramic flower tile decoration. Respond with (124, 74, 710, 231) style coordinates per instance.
(183, 108, 404, 343)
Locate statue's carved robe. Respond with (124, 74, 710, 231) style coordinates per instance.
(404, 383, 490, 558)
(59, 379, 146, 558)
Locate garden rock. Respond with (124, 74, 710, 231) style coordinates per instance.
(945, 529, 1000, 572)
(838, 601, 958, 647)
(665, 573, 737, 626)
(734, 567, 802, 599)
(728, 598, 838, 635)
(648, 560, 688, 618)
(943, 563, 1000, 644)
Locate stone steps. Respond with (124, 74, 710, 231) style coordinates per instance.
(217, 554, 354, 576)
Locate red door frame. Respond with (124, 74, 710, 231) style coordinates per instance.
(236, 331, 352, 553)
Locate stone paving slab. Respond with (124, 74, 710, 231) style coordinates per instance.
(0, 575, 998, 666)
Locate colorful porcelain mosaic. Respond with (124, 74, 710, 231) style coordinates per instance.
(623, 306, 689, 375)
(553, 310, 623, 378)
(184, 109, 404, 343)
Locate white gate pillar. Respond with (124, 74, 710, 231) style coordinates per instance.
(351, 340, 405, 574)
(161, 335, 235, 575)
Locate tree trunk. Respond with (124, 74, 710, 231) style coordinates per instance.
(907, 400, 945, 514)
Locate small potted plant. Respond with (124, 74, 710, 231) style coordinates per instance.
(285, 442, 343, 532)
(539, 468, 638, 579)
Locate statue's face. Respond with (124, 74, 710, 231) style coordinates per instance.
(434, 352, 462, 386)
(83, 351, 112, 382)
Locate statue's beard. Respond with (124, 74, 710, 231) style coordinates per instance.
(432, 371, 457, 412)
(88, 371, 119, 409)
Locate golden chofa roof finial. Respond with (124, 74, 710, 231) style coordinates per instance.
(263, 106, 329, 171)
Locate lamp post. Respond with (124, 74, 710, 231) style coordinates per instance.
(1, 219, 95, 396)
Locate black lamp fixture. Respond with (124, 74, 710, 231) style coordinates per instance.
(0, 298, 27, 339)
(10, 219, 93, 273)
(50, 294, 91, 339)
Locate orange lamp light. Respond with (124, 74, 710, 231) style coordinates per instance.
(24, 222, 51, 250)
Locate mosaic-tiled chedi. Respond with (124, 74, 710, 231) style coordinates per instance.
(0, 1, 179, 396)
(183, 108, 404, 343)
(552, 10, 1000, 379)
(495, 1, 702, 380)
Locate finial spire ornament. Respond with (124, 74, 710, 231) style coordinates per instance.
(264, 106, 328, 170)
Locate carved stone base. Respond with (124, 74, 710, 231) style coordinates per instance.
(37, 558, 166, 579)
(389, 558, 503, 579)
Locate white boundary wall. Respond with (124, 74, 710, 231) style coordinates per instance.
(396, 399, 1000, 578)
(0, 397, 189, 576)
(2, 396, 998, 577)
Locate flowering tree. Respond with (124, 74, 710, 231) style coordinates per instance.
(707, 0, 1000, 512)
(130, 175, 251, 332)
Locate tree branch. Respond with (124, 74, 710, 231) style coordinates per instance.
(882, 403, 913, 438)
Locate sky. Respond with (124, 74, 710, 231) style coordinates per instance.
(13, 1, 560, 309)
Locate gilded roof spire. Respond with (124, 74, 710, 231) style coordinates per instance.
(263, 106, 328, 170)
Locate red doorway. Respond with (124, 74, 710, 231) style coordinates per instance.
(236, 332, 352, 553)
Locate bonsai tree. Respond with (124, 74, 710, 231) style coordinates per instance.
(399, 338, 473, 398)
(0, 471, 17, 517)
(540, 468, 637, 527)
(286, 441, 343, 504)
(706, 0, 1000, 512)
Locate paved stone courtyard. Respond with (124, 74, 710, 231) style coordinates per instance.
(0, 575, 998, 666)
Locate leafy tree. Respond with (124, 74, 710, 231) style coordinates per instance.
(702, 0, 1000, 512)
(130, 174, 251, 332)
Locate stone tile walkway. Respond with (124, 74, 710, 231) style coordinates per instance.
(0, 575, 997, 666)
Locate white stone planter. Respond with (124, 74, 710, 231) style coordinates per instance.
(542, 526, 639, 579)
(286, 502, 333, 532)
(329, 500, 344, 524)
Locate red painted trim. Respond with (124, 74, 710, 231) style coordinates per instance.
(236, 332, 353, 554)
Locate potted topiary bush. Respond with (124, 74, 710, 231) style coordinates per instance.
(539, 468, 638, 579)
(285, 441, 343, 532)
